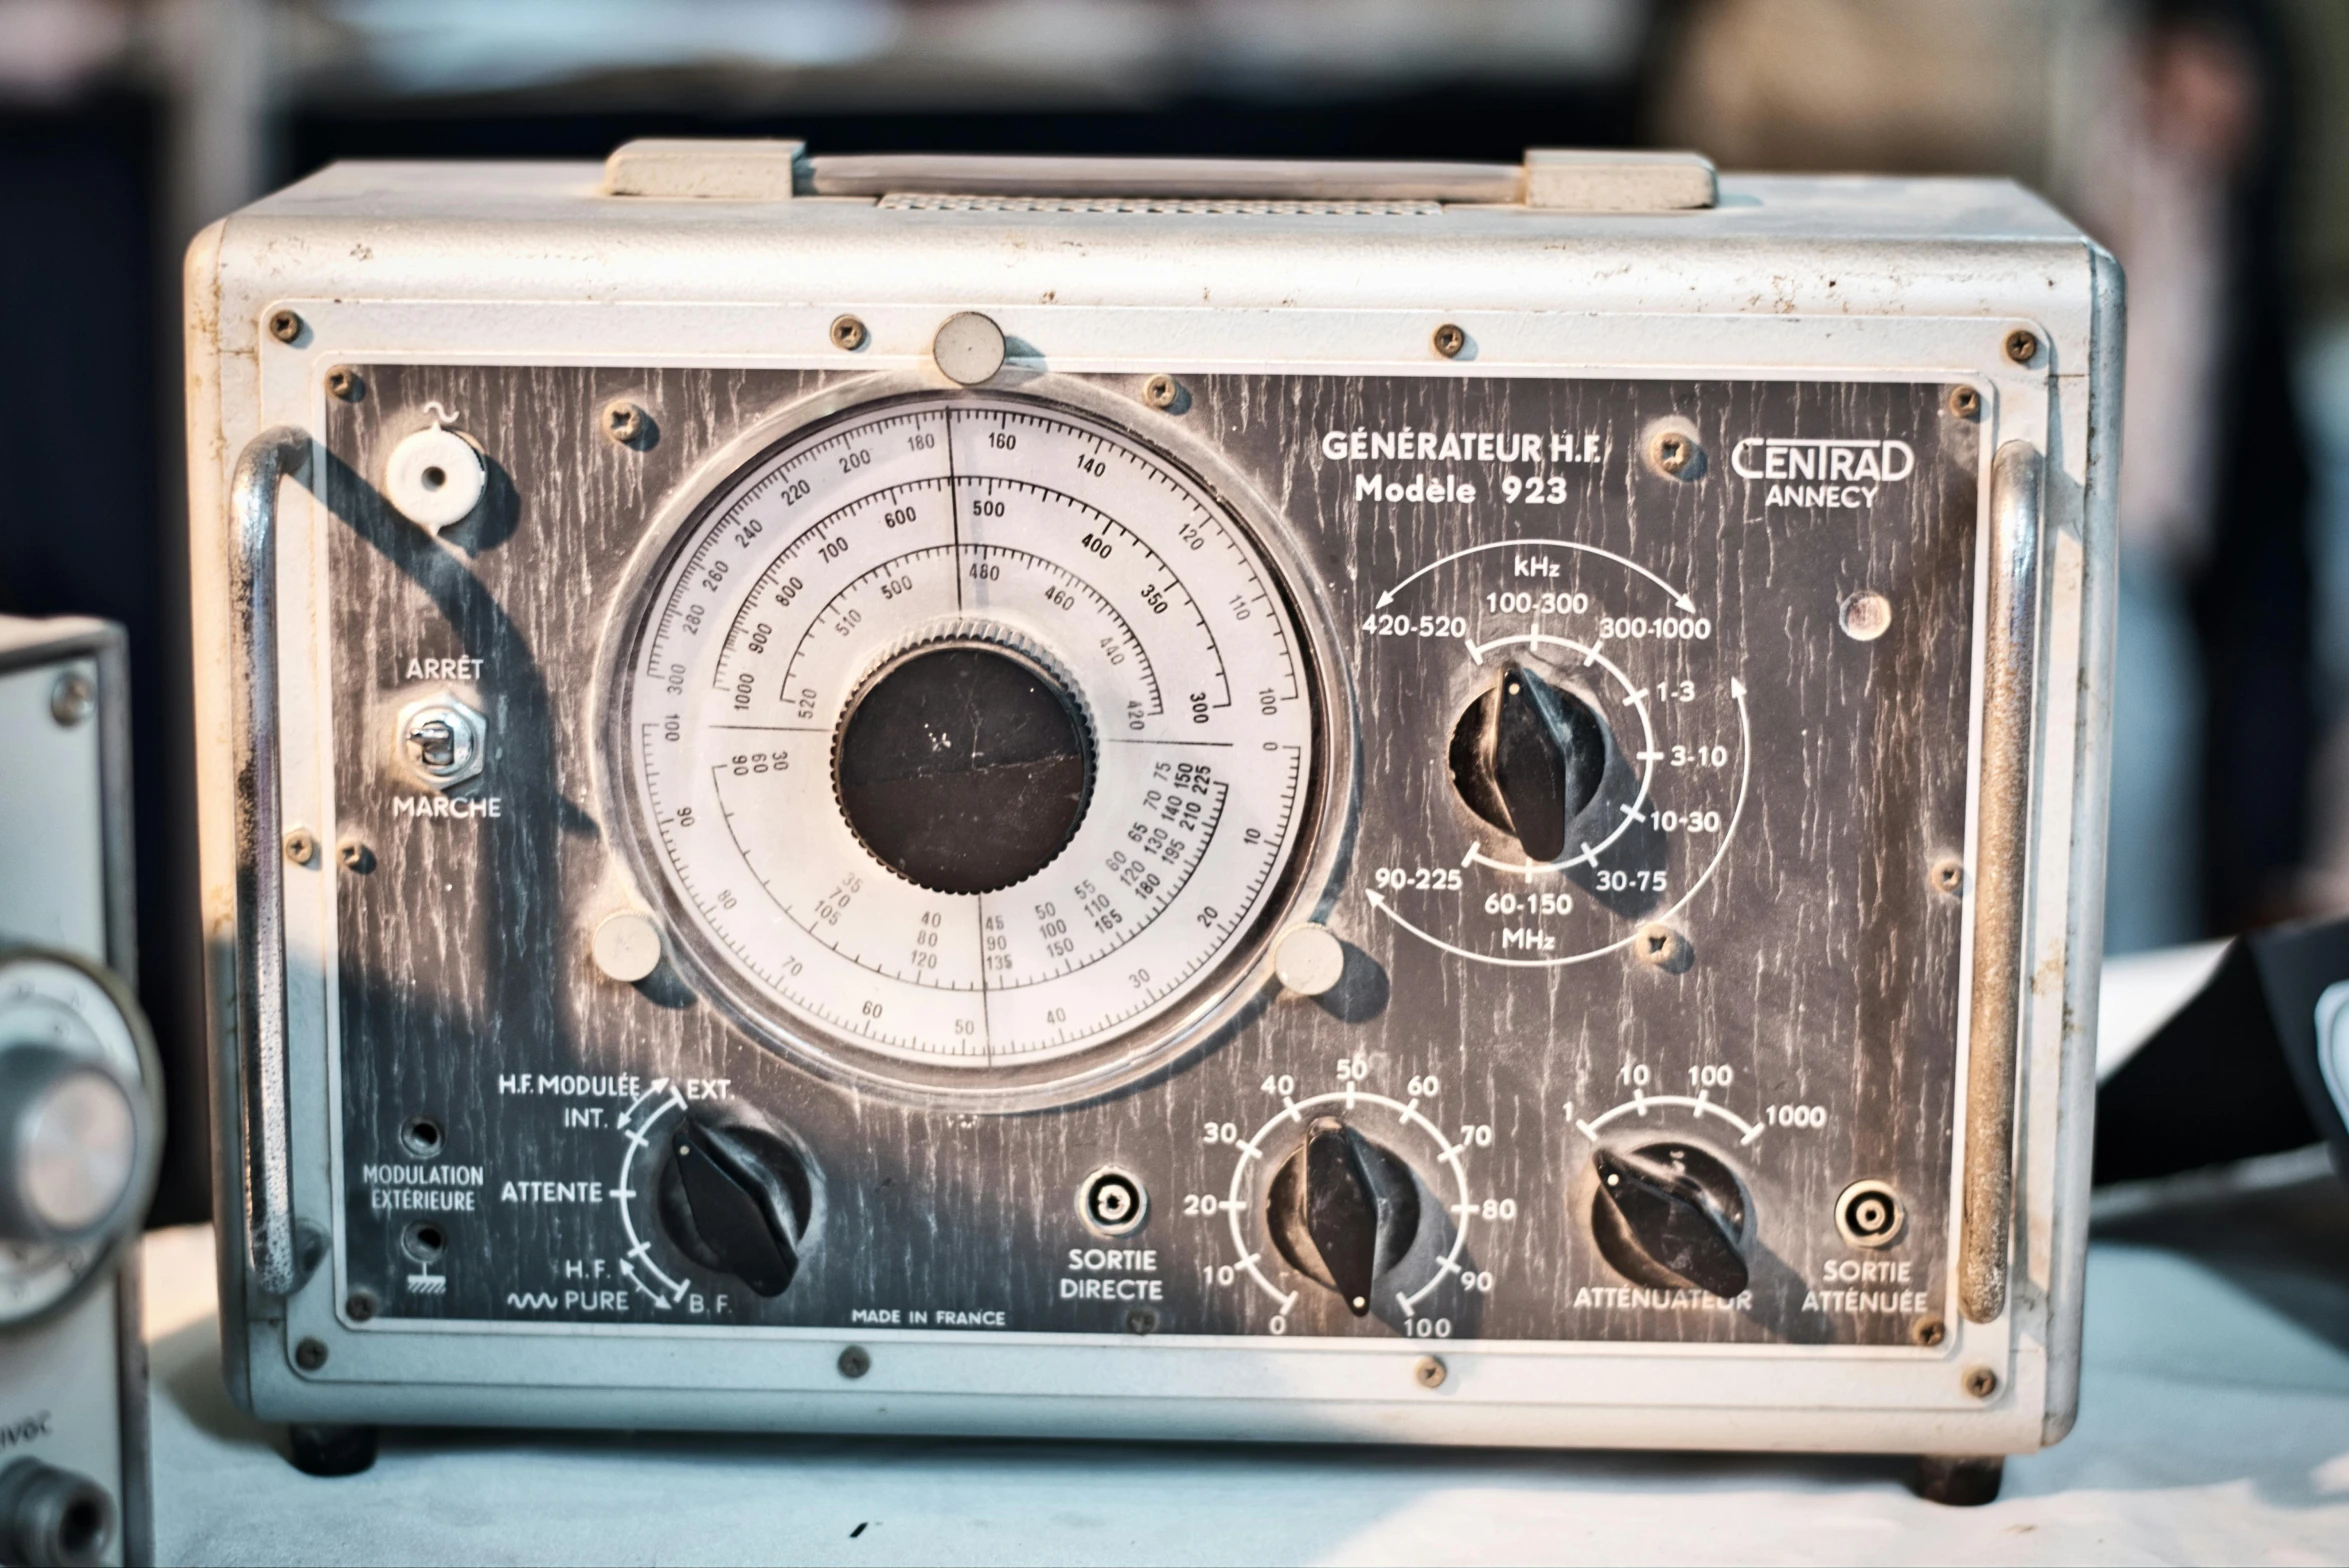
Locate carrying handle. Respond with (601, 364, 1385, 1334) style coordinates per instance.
(1958, 440, 2044, 1324)
(230, 426, 310, 1298)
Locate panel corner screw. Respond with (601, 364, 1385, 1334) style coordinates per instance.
(1932, 858, 1965, 896)
(1947, 385, 1980, 419)
(603, 399, 652, 447)
(1962, 1365, 1999, 1399)
(838, 1345, 871, 1379)
(326, 367, 363, 402)
(2003, 328, 2039, 366)
(1142, 373, 1181, 411)
(345, 1290, 378, 1323)
(1431, 323, 1466, 359)
(1645, 425, 1702, 479)
(830, 314, 868, 352)
(283, 828, 319, 867)
(47, 671, 94, 727)
(1913, 1316, 1947, 1347)
(294, 1337, 328, 1372)
(336, 836, 373, 873)
(267, 308, 303, 344)
(1414, 1355, 1448, 1389)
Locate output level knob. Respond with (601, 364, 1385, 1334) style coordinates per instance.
(655, 1117, 814, 1297)
(1449, 660, 1607, 861)
(1266, 1117, 1421, 1315)
(1590, 1142, 1750, 1299)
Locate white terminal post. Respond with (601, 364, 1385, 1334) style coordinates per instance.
(383, 425, 488, 532)
(591, 912, 664, 984)
(1274, 924, 1347, 997)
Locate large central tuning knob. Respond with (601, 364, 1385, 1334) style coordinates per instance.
(1267, 1117, 1421, 1315)
(656, 1117, 815, 1297)
(1449, 660, 1607, 862)
(1589, 1142, 1751, 1299)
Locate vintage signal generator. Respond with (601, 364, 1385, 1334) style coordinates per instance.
(186, 143, 2118, 1493)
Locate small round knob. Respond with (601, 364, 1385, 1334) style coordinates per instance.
(1589, 1141, 1750, 1299)
(655, 1117, 814, 1297)
(1449, 660, 1607, 862)
(1266, 1117, 1420, 1316)
(0, 1048, 142, 1248)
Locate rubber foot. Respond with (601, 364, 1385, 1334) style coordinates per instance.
(1912, 1454, 2003, 1506)
(287, 1424, 379, 1478)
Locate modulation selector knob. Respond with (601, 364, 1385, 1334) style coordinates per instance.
(1449, 661, 1608, 862)
(1267, 1117, 1421, 1315)
(1590, 1143, 1751, 1299)
(656, 1117, 815, 1297)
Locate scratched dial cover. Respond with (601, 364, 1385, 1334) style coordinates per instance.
(619, 393, 1318, 1080)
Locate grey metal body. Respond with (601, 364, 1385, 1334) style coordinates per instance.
(185, 154, 2121, 1457)
(0, 616, 148, 1567)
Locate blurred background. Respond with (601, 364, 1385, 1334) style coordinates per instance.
(1, 0, 2342, 1224)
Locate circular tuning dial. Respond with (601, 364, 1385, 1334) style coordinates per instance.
(655, 1116, 815, 1298)
(617, 391, 1329, 1101)
(1590, 1141, 1751, 1299)
(1266, 1117, 1422, 1316)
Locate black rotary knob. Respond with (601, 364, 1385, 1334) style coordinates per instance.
(1267, 1118, 1421, 1316)
(1589, 1142, 1750, 1299)
(656, 1117, 814, 1297)
(1449, 660, 1607, 862)
(835, 639, 1093, 895)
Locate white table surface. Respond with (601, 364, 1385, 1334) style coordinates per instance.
(141, 1218, 2349, 1566)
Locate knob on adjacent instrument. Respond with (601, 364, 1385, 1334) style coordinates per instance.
(655, 1117, 815, 1297)
(1267, 1117, 1421, 1315)
(0, 949, 160, 1325)
(1590, 1142, 1751, 1299)
(1449, 660, 1608, 861)
(0, 1048, 142, 1247)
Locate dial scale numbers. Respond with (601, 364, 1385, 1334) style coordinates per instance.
(624, 397, 1315, 1070)
(323, 368, 1980, 1349)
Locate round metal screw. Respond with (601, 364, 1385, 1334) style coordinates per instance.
(283, 828, 319, 867)
(1124, 1307, 1158, 1336)
(1646, 427, 1700, 478)
(1947, 385, 1981, 419)
(2003, 329, 2039, 366)
(1913, 1317, 1947, 1348)
(1839, 591, 1893, 642)
(830, 314, 868, 352)
(48, 671, 94, 727)
(838, 1345, 871, 1379)
(1414, 1356, 1448, 1390)
(1142, 374, 1181, 411)
(603, 399, 650, 447)
(1933, 859, 1965, 896)
(268, 309, 303, 344)
(294, 1337, 328, 1372)
(1636, 923, 1688, 970)
(326, 368, 363, 402)
(1962, 1365, 2000, 1399)
(1432, 323, 1466, 359)
(337, 837, 373, 873)
(346, 1291, 378, 1323)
